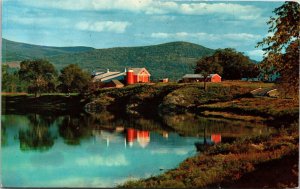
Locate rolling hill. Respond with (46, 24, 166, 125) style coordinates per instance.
(2, 39, 215, 80)
(2, 38, 95, 62)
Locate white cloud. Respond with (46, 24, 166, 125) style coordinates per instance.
(150, 148, 190, 155)
(76, 154, 129, 166)
(246, 49, 265, 57)
(150, 32, 262, 42)
(75, 21, 130, 33)
(21, 0, 263, 20)
(8, 16, 69, 26)
(22, 0, 152, 11)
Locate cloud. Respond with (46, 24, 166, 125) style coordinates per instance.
(75, 21, 130, 33)
(20, 0, 263, 20)
(150, 148, 190, 155)
(76, 154, 129, 167)
(151, 32, 261, 41)
(8, 15, 69, 26)
(245, 49, 265, 61)
(21, 0, 152, 11)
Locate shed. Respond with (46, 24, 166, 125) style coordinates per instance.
(105, 80, 124, 88)
(182, 74, 221, 83)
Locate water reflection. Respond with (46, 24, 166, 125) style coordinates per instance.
(19, 114, 56, 151)
(1, 112, 275, 187)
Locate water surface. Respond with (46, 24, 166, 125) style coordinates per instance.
(1, 113, 273, 187)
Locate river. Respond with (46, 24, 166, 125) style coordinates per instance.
(1, 112, 274, 187)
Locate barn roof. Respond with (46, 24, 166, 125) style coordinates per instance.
(111, 80, 124, 87)
(182, 74, 221, 79)
(92, 71, 126, 82)
(130, 68, 151, 76)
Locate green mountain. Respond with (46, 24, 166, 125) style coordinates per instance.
(2, 38, 95, 62)
(49, 42, 215, 80)
(2, 39, 215, 80)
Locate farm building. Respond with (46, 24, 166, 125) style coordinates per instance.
(182, 73, 221, 83)
(92, 69, 126, 83)
(126, 68, 151, 84)
(104, 80, 124, 88)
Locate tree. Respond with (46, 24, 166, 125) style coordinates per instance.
(195, 58, 223, 90)
(257, 2, 299, 96)
(58, 64, 90, 94)
(195, 48, 257, 83)
(2, 65, 29, 92)
(18, 59, 57, 96)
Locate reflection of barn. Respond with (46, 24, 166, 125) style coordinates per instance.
(182, 74, 221, 83)
(211, 133, 221, 144)
(126, 128, 150, 148)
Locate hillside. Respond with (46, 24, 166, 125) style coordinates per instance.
(48, 42, 215, 80)
(2, 38, 95, 62)
(2, 39, 215, 80)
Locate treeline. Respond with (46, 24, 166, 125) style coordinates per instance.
(195, 48, 260, 80)
(2, 59, 90, 96)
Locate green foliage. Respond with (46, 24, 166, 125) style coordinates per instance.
(58, 64, 91, 93)
(50, 41, 214, 81)
(2, 65, 29, 92)
(195, 48, 259, 80)
(257, 2, 300, 96)
(3, 39, 215, 81)
(2, 38, 94, 62)
(18, 59, 57, 96)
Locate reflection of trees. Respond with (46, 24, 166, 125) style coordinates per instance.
(162, 113, 214, 136)
(58, 115, 93, 145)
(19, 114, 55, 151)
(1, 124, 7, 146)
(162, 113, 272, 137)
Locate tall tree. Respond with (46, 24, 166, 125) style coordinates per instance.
(58, 64, 90, 94)
(195, 48, 257, 81)
(18, 59, 57, 96)
(195, 58, 223, 90)
(257, 2, 299, 96)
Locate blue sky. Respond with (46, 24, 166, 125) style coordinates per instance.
(2, 0, 283, 61)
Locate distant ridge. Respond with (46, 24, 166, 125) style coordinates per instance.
(2, 38, 95, 62)
(2, 39, 215, 80)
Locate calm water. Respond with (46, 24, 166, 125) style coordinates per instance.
(1, 112, 274, 187)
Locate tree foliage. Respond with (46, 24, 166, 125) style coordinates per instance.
(2, 65, 28, 92)
(195, 48, 258, 80)
(257, 1, 299, 96)
(18, 59, 57, 96)
(58, 64, 90, 93)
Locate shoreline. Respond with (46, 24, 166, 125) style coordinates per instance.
(2, 82, 299, 188)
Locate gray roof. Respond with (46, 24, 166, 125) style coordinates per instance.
(182, 74, 219, 79)
(92, 71, 126, 82)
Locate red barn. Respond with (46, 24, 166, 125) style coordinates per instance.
(126, 68, 151, 85)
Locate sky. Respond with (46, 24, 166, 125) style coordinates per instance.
(2, 0, 284, 61)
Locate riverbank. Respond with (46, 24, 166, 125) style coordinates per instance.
(2, 81, 299, 187)
(2, 93, 87, 115)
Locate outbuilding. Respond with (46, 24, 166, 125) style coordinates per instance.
(182, 73, 221, 83)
